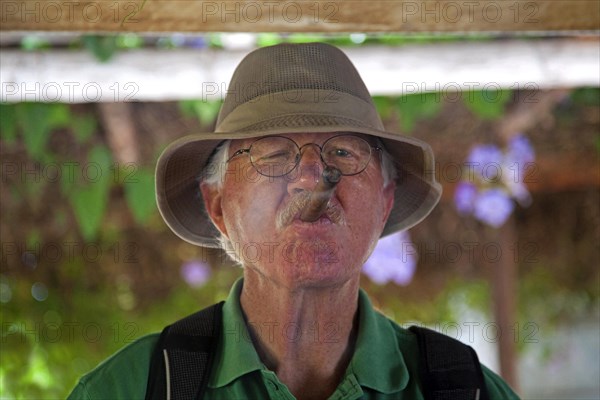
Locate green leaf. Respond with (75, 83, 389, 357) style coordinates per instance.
(396, 92, 442, 133)
(288, 34, 326, 44)
(372, 97, 392, 120)
(195, 100, 221, 125)
(257, 33, 281, 47)
(179, 100, 222, 126)
(71, 115, 97, 143)
(116, 33, 143, 49)
(415, 92, 442, 118)
(69, 146, 113, 240)
(71, 185, 106, 240)
(464, 89, 511, 120)
(14, 103, 70, 160)
(207, 33, 223, 48)
(21, 346, 55, 390)
(26, 230, 41, 250)
(17, 103, 52, 160)
(124, 168, 156, 224)
(82, 35, 119, 62)
(88, 144, 113, 174)
(179, 99, 197, 118)
(0, 103, 18, 143)
(21, 36, 50, 51)
(46, 104, 70, 128)
(571, 88, 600, 106)
(59, 160, 79, 196)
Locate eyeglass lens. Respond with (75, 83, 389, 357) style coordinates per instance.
(249, 135, 372, 177)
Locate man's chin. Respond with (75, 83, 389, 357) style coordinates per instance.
(278, 236, 341, 266)
(280, 267, 351, 291)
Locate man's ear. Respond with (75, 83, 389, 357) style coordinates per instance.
(200, 182, 228, 237)
(381, 181, 396, 226)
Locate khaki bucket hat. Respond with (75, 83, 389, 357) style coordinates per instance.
(156, 42, 442, 248)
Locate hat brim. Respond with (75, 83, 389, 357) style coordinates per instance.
(156, 115, 441, 248)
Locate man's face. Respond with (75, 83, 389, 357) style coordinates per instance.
(202, 132, 395, 290)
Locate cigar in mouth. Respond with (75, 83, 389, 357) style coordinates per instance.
(299, 167, 342, 222)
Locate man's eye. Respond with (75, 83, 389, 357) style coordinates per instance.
(332, 148, 353, 158)
(259, 151, 291, 161)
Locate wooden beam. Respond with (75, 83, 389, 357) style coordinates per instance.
(2, 39, 598, 103)
(97, 102, 139, 164)
(1, 1, 598, 33)
(491, 219, 519, 390)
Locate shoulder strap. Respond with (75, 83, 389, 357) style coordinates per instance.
(145, 301, 224, 400)
(409, 326, 490, 400)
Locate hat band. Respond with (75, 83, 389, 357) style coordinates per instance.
(216, 90, 385, 133)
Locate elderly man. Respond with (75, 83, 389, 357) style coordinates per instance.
(69, 43, 519, 399)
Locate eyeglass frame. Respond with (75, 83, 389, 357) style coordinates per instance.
(225, 133, 383, 178)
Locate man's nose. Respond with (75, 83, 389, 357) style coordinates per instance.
(286, 144, 324, 193)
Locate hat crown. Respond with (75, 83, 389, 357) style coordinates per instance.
(217, 43, 375, 128)
(155, 42, 441, 248)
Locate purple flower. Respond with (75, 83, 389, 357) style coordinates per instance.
(473, 188, 514, 228)
(504, 179, 532, 207)
(454, 181, 477, 215)
(501, 134, 535, 205)
(362, 231, 417, 286)
(180, 260, 211, 288)
(467, 144, 503, 181)
(506, 134, 535, 167)
(185, 36, 207, 49)
(504, 134, 536, 193)
(169, 34, 186, 47)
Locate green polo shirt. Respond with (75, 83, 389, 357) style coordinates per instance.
(68, 279, 519, 399)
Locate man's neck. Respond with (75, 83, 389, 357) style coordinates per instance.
(240, 268, 360, 400)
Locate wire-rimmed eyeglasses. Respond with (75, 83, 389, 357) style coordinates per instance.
(226, 134, 382, 178)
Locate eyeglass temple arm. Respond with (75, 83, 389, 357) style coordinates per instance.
(226, 148, 250, 163)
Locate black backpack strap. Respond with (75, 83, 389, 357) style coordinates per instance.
(145, 301, 224, 400)
(409, 326, 490, 400)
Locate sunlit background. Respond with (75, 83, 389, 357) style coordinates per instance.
(1, 32, 599, 399)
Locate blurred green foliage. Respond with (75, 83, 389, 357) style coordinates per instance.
(81, 36, 120, 63)
(373, 88, 511, 134)
(68, 145, 113, 240)
(464, 89, 512, 120)
(1, 265, 241, 399)
(571, 87, 600, 106)
(0, 103, 157, 241)
(179, 99, 222, 125)
(16, 103, 70, 161)
(20, 32, 530, 63)
(123, 168, 156, 225)
(396, 92, 444, 132)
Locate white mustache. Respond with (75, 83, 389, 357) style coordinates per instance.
(276, 191, 345, 230)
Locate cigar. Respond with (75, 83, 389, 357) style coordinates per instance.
(299, 167, 342, 222)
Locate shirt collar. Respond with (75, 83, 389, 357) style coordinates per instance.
(209, 278, 264, 388)
(209, 278, 410, 393)
(348, 288, 409, 393)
